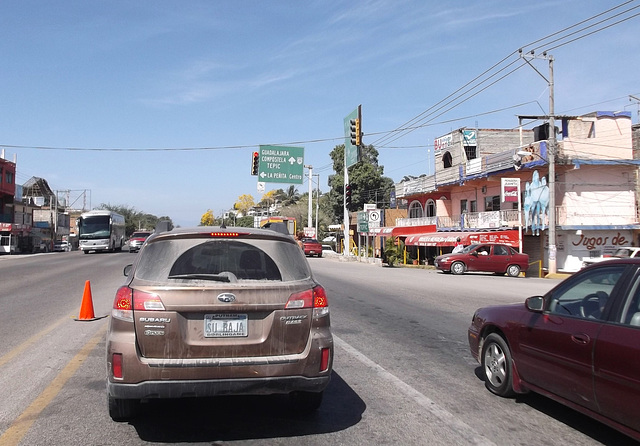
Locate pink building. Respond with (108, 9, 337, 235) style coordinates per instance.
(393, 111, 638, 273)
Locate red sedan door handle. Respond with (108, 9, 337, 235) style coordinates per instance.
(571, 333, 591, 345)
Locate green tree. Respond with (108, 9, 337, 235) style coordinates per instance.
(384, 237, 404, 267)
(281, 185, 301, 206)
(327, 144, 395, 221)
(234, 216, 255, 227)
(98, 203, 174, 236)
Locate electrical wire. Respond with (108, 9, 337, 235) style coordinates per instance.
(1, 3, 638, 156)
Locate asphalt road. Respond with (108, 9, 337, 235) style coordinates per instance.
(0, 250, 636, 445)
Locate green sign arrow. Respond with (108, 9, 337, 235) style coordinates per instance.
(257, 145, 304, 184)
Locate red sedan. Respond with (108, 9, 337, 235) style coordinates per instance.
(468, 258, 640, 442)
(434, 243, 529, 277)
(302, 238, 323, 257)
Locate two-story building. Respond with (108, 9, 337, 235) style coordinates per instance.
(0, 151, 17, 253)
(392, 111, 639, 273)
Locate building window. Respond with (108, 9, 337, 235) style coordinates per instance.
(460, 199, 468, 214)
(425, 199, 436, 217)
(485, 196, 500, 211)
(464, 146, 477, 160)
(409, 201, 423, 219)
(442, 152, 452, 168)
(470, 200, 477, 213)
(6, 171, 13, 184)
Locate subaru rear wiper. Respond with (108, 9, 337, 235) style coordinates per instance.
(167, 273, 231, 282)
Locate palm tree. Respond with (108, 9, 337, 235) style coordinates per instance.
(282, 185, 300, 206)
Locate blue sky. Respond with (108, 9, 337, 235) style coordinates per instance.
(1, 0, 638, 227)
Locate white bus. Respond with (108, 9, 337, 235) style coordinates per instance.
(77, 210, 125, 254)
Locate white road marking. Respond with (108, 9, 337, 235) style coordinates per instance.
(334, 335, 496, 446)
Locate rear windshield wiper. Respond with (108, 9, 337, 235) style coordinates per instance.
(167, 273, 233, 282)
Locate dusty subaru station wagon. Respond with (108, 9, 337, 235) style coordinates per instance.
(106, 226, 333, 421)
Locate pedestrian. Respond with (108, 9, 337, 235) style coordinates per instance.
(295, 232, 304, 250)
(452, 237, 464, 253)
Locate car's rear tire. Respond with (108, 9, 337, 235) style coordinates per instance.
(506, 265, 521, 277)
(481, 333, 515, 397)
(289, 390, 323, 412)
(108, 395, 140, 421)
(451, 261, 465, 275)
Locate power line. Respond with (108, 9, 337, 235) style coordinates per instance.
(371, 1, 640, 148)
(1, 3, 637, 157)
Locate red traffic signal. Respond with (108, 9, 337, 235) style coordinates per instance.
(345, 183, 352, 209)
(251, 151, 259, 176)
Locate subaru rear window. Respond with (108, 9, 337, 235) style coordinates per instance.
(133, 238, 311, 283)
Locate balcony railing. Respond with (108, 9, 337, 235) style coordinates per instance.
(397, 209, 521, 231)
(395, 141, 548, 199)
(397, 206, 640, 232)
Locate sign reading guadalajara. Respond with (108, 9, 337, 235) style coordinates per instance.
(257, 145, 304, 184)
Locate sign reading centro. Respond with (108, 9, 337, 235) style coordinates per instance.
(258, 145, 304, 184)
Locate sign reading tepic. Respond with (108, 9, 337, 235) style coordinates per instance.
(257, 145, 304, 184)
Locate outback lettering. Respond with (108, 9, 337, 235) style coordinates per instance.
(280, 315, 308, 321)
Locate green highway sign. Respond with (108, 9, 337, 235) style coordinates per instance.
(257, 145, 304, 184)
(357, 211, 369, 233)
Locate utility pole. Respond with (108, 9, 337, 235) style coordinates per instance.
(630, 95, 640, 123)
(305, 164, 313, 235)
(547, 54, 557, 275)
(520, 49, 557, 275)
(314, 174, 320, 238)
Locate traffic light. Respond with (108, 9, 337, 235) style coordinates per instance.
(355, 119, 361, 146)
(345, 183, 352, 210)
(251, 151, 259, 176)
(349, 119, 358, 146)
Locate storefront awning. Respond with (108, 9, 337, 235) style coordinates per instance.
(391, 225, 437, 237)
(366, 225, 437, 237)
(404, 230, 519, 248)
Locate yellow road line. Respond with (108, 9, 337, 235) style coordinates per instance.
(0, 324, 107, 446)
(0, 316, 70, 369)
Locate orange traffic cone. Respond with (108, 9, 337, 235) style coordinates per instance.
(75, 280, 100, 321)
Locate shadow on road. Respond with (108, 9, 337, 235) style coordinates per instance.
(130, 371, 364, 443)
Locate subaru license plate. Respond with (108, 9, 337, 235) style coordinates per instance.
(204, 314, 248, 338)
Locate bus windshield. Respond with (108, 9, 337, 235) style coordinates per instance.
(79, 216, 111, 239)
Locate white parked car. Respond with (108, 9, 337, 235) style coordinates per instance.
(53, 241, 71, 252)
(582, 247, 640, 268)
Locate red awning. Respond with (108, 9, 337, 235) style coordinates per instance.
(391, 225, 437, 237)
(404, 230, 520, 248)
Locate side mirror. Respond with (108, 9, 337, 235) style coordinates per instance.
(525, 296, 544, 312)
(471, 251, 478, 257)
(124, 264, 132, 277)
